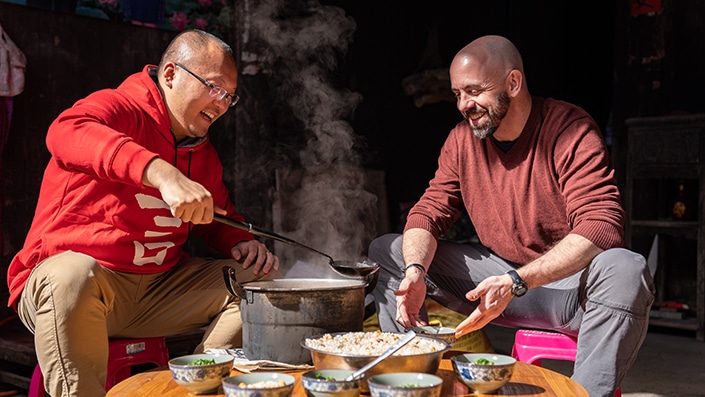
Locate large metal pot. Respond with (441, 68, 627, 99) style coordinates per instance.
(223, 267, 368, 365)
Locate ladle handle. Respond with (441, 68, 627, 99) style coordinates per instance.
(213, 214, 335, 262)
(345, 330, 417, 381)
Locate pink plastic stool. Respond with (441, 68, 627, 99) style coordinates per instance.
(28, 337, 170, 396)
(511, 329, 621, 397)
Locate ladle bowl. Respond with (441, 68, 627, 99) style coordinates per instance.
(332, 259, 380, 278)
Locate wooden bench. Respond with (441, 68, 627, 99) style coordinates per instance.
(0, 315, 35, 391)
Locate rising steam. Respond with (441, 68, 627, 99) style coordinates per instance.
(247, 0, 380, 271)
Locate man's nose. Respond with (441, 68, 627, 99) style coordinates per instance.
(458, 94, 475, 112)
(213, 98, 229, 113)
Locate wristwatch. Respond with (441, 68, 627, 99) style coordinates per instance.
(506, 270, 528, 297)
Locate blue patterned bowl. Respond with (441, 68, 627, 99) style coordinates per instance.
(450, 353, 515, 394)
(301, 369, 360, 397)
(168, 353, 234, 395)
(366, 372, 443, 397)
(222, 372, 295, 397)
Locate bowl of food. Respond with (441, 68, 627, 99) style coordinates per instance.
(450, 353, 516, 394)
(301, 369, 361, 397)
(168, 353, 234, 395)
(410, 326, 457, 346)
(367, 372, 443, 397)
(222, 372, 295, 397)
(301, 331, 450, 392)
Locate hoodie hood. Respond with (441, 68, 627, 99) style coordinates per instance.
(117, 65, 173, 144)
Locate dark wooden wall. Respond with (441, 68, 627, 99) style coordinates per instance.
(331, 1, 618, 227)
(1, 0, 705, 318)
(0, 3, 182, 316)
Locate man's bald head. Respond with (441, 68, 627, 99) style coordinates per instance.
(159, 29, 235, 69)
(451, 35, 524, 83)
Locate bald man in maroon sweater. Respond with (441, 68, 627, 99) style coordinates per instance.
(369, 35, 654, 397)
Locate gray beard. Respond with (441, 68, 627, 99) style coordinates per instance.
(467, 91, 511, 139)
(471, 122, 498, 139)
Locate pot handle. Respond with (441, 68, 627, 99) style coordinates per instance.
(222, 266, 246, 298)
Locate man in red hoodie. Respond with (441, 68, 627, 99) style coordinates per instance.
(7, 29, 279, 396)
(369, 35, 655, 397)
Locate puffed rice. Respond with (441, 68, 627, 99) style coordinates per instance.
(238, 380, 287, 388)
(304, 331, 446, 356)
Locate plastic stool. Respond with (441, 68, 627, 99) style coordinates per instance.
(28, 337, 170, 396)
(511, 329, 621, 397)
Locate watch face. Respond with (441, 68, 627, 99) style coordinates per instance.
(512, 284, 528, 297)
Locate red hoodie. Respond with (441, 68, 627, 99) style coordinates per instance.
(7, 65, 253, 309)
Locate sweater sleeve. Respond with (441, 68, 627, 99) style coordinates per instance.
(552, 110, 625, 250)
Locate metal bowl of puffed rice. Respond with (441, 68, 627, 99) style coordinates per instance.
(301, 331, 451, 392)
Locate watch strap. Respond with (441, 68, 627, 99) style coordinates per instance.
(506, 269, 522, 284)
(506, 269, 527, 297)
(404, 263, 426, 274)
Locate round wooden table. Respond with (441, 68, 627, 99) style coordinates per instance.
(106, 355, 588, 397)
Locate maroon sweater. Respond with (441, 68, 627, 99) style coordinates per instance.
(405, 97, 624, 265)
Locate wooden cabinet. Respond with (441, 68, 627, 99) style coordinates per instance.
(624, 114, 705, 341)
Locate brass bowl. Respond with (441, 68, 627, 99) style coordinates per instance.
(301, 332, 450, 392)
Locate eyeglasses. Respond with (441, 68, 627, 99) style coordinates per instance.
(175, 63, 239, 107)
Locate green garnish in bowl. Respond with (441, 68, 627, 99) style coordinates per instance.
(474, 358, 495, 365)
(314, 373, 337, 381)
(191, 358, 216, 365)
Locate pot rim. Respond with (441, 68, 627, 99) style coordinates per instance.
(241, 278, 367, 292)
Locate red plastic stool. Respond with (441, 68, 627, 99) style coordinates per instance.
(511, 329, 621, 397)
(28, 337, 170, 396)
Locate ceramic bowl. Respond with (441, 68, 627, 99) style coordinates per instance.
(450, 353, 516, 394)
(366, 372, 443, 397)
(301, 369, 361, 397)
(168, 353, 234, 395)
(410, 326, 457, 346)
(222, 372, 295, 397)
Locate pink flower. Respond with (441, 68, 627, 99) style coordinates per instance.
(194, 17, 209, 31)
(198, 0, 212, 7)
(169, 12, 190, 31)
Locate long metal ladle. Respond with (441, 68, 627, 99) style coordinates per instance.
(213, 214, 378, 279)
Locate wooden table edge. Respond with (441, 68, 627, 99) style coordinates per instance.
(107, 357, 589, 397)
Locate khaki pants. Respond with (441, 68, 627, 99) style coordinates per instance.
(17, 250, 279, 397)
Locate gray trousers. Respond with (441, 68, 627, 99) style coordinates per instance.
(369, 233, 655, 397)
(17, 250, 278, 397)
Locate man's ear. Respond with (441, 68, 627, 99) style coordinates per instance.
(162, 63, 177, 89)
(506, 69, 523, 97)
